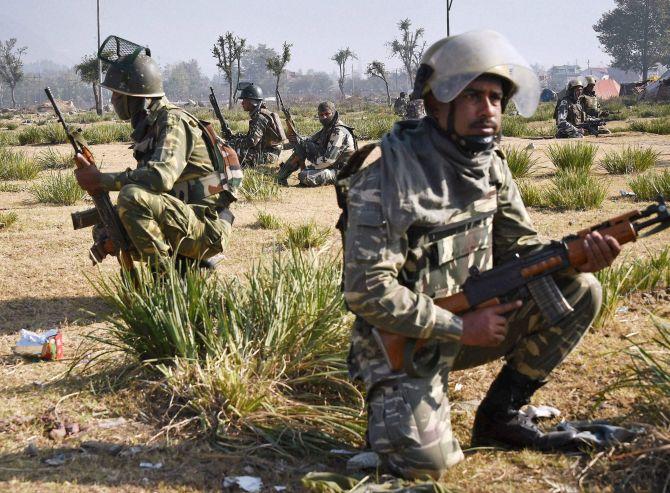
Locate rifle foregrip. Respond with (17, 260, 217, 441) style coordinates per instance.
(567, 221, 637, 267)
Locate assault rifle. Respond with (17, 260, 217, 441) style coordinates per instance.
(276, 89, 301, 146)
(577, 118, 607, 136)
(44, 87, 134, 269)
(376, 197, 670, 377)
(209, 87, 234, 140)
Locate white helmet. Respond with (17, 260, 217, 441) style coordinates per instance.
(411, 30, 540, 117)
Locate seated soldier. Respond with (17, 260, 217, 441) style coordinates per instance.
(276, 101, 355, 187)
(555, 78, 586, 138)
(579, 76, 611, 134)
(236, 83, 284, 167)
(393, 92, 409, 117)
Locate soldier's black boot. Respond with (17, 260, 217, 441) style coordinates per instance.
(471, 365, 575, 450)
(276, 160, 299, 186)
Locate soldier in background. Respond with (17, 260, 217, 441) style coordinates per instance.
(393, 91, 409, 117)
(73, 36, 238, 266)
(276, 101, 355, 187)
(405, 95, 426, 119)
(579, 76, 611, 134)
(236, 83, 284, 167)
(340, 30, 618, 479)
(555, 78, 586, 138)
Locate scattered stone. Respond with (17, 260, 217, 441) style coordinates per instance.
(223, 476, 263, 492)
(80, 441, 123, 456)
(619, 190, 636, 198)
(346, 451, 380, 472)
(25, 442, 38, 457)
(48, 425, 66, 442)
(525, 143, 535, 150)
(139, 461, 163, 470)
(616, 305, 629, 314)
(242, 465, 254, 474)
(97, 417, 126, 429)
(44, 453, 67, 466)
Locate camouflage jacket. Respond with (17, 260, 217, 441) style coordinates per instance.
(239, 104, 282, 153)
(342, 120, 543, 386)
(579, 92, 600, 118)
(393, 96, 409, 116)
(100, 97, 233, 209)
(555, 97, 586, 135)
(301, 115, 355, 170)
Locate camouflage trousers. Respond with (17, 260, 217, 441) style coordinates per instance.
(555, 122, 583, 139)
(277, 151, 338, 187)
(239, 148, 280, 168)
(116, 184, 233, 262)
(366, 271, 602, 479)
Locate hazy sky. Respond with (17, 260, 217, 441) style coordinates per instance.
(2, 0, 616, 76)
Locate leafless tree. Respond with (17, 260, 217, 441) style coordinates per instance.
(266, 42, 292, 108)
(0, 38, 27, 108)
(366, 60, 391, 105)
(332, 47, 357, 99)
(213, 32, 247, 109)
(389, 19, 426, 88)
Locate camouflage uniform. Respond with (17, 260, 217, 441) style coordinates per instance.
(278, 115, 355, 187)
(99, 97, 238, 262)
(342, 118, 601, 479)
(393, 95, 409, 117)
(554, 96, 585, 139)
(237, 103, 282, 167)
(405, 99, 426, 120)
(579, 90, 611, 135)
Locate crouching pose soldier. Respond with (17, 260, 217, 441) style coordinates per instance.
(236, 83, 284, 167)
(555, 79, 587, 138)
(73, 36, 239, 266)
(340, 30, 619, 479)
(276, 101, 355, 187)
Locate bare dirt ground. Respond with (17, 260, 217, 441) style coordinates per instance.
(0, 128, 669, 492)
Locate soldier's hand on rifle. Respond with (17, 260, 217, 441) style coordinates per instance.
(74, 153, 103, 195)
(576, 231, 621, 273)
(460, 300, 522, 346)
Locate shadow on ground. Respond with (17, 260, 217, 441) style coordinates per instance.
(0, 296, 108, 333)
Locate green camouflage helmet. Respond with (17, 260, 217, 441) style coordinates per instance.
(567, 78, 584, 91)
(98, 35, 164, 97)
(239, 83, 263, 101)
(584, 75, 597, 86)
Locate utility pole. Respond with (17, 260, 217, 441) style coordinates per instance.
(96, 0, 103, 115)
(446, 0, 454, 36)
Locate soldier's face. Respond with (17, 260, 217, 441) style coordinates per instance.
(318, 109, 333, 126)
(450, 78, 503, 137)
(241, 99, 254, 112)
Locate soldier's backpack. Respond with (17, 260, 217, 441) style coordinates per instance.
(260, 107, 287, 146)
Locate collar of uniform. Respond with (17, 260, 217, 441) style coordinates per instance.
(130, 97, 169, 143)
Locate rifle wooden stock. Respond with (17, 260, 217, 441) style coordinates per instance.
(376, 208, 646, 373)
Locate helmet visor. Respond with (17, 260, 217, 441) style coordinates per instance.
(424, 30, 540, 117)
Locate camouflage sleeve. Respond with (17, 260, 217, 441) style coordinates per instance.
(241, 113, 269, 149)
(100, 111, 192, 193)
(492, 155, 546, 263)
(343, 162, 463, 342)
(555, 100, 579, 135)
(313, 127, 350, 169)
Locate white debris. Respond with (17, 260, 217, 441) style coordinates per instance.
(139, 461, 163, 470)
(97, 417, 127, 429)
(454, 383, 463, 392)
(619, 190, 636, 198)
(274, 487, 287, 492)
(223, 476, 263, 492)
(329, 449, 355, 455)
(13, 328, 59, 356)
(346, 451, 381, 471)
(616, 306, 629, 314)
(523, 405, 561, 420)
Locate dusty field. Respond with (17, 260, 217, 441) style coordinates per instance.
(0, 126, 669, 492)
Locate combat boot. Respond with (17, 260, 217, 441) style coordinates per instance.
(276, 161, 298, 186)
(471, 365, 575, 450)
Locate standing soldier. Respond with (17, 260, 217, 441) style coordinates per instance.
(276, 101, 355, 187)
(555, 78, 586, 138)
(339, 30, 619, 479)
(393, 91, 409, 117)
(73, 36, 239, 266)
(236, 83, 284, 167)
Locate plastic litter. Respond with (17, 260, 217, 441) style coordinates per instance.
(346, 451, 380, 471)
(139, 461, 163, 469)
(523, 405, 561, 420)
(223, 476, 263, 492)
(619, 190, 636, 198)
(13, 328, 63, 360)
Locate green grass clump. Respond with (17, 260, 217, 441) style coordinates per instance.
(5, 123, 18, 130)
(282, 221, 331, 250)
(0, 183, 22, 192)
(29, 172, 86, 205)
(595, 248, 670, 328)
(545, 170, 607, 210)
(17, 123, 67, 145)
(600, 146, 660, 174)
(93, 249, 363, 454)
(0, 131, 19, 146)
(502, 145, 539, 179)
(547, 141, 598, 173)
(502, 117, 533, 137)
(629, 118, 670, 135)
(628, 170, 670, 200)
(256, 211, 282, 229)
(240, 167, 279, 201)
(0, 148, 41, 180)
(35, 147, 73, 170)
(0, 211, 18, 229)
(517, 180, 546, 207)
(82, 123, 132, 144)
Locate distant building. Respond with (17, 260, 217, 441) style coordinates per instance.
(547, 65, 581, 91)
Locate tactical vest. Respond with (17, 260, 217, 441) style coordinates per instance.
(337, 144, 500, 298)
(134, 105, 243, 208)
(579, 94, 599, 117)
